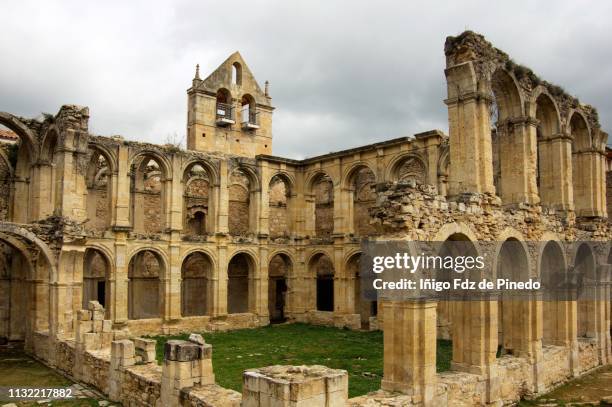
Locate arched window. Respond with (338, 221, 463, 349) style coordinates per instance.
(310, 253, 334, 312)
(216, 89, 233, 125)
(312, 173, 334, 238)
(183, 163, 211, 236)
(241, 94, 258, 129)
(232, 62, 242, 86)
(86, 149, 112, 233)
(228, 169, 252, 235)
(268, 175, 291, 238)
(130, 156, 164, 234)
(349, 167, 376, 236)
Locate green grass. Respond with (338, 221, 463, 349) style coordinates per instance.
(148, 323, 453, 398)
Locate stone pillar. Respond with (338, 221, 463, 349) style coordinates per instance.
(109, 339, 135, 402)
(381, 300, 437, 405)
(594, 265, 611, 364)
(256, 246, 270, 321)
(216, 160, 229, 234)
(457, 298, 500, 403)
(113, 144, 131, 228)
(498, 118, 539, 204)
(160, 336, 214, 407)
(445, 62, 495, 196)
(214, 243, 228, 316)
(134, 337, 157, 363)
(243, 365, 348, 407)
(113, 232, 129, 324)
(537, 134, 573, 210)
(165, 241, 182, 322)
(451, 299, 498, 375)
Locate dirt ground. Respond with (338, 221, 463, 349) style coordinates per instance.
(520, 365, 612, 406)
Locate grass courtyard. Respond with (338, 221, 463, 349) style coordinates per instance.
(150, 323, 452, 398)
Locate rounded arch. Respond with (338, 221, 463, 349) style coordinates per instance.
(232, 62, 242, 86)
(182, 159, 219, 185)
(386, 152, 428, 183)
(216, 88, 232, 105)
(437, 145, 450, 176)
(493, 228, 532, 278)
(268, 171, 295, 194)
(0, 112, 38, 160)
(569, 110, 592, 151)
(0, 223, 57, 281)
(231, 165, 260, 191)
(181, 247, 218, 270)
(128, 150, 172, 180)
(40, 127, 59, 162)
(88, 142, 118, 175)
(490, 68, 524, 121)
(431, 222, 479, 243)
(307, 249, 334, 267)
(305, 170, 335, 194)
(127, 247, 169, 275)
(534, 92, 561, 139)
(342, 162, 377, 189)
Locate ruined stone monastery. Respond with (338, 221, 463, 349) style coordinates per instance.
(0, 31, 610, 406)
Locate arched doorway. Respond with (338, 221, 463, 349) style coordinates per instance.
(181, 252, 213, 317)
(83, 249, 110, 314)
(0, 227, 52, 346)
(348, 252, 376, 329)
(227, 253, 254, 314)
(268, 253, 291, 322)
(309, 253, 334, 312)
(496, 238, 532, 356)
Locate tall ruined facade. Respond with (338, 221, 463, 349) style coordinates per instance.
(0, 32, 610, 406)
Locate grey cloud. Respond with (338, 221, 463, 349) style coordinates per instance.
(1, 0, 611, 159)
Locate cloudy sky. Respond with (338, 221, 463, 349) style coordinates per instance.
(1, 1, 611, 158)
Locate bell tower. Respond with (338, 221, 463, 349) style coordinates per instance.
(186, 52, 274, 157)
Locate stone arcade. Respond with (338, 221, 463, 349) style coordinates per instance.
(0, 31, 610, 406)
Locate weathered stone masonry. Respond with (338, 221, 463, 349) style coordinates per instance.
(0, 31, 610, 406)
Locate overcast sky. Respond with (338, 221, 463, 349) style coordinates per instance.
(1, 1, 611, 158)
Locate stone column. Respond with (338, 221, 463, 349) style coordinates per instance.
(537, 134, 573, 210)
(498, 118, 539, 204)
(216, 160, 229, 234)
(214, 243, 228, 316)
(594, 265, 611, 364)
(113, 232, 129, 324)
(243, 365, 348, 407)
(381, 300, 437, 405)
(256, 246, 270, 322)
(113, 144, 131, 228)
(160, 337, 214, 407)
(445, 62, 495, 196)
(109, 339, 135, 402)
